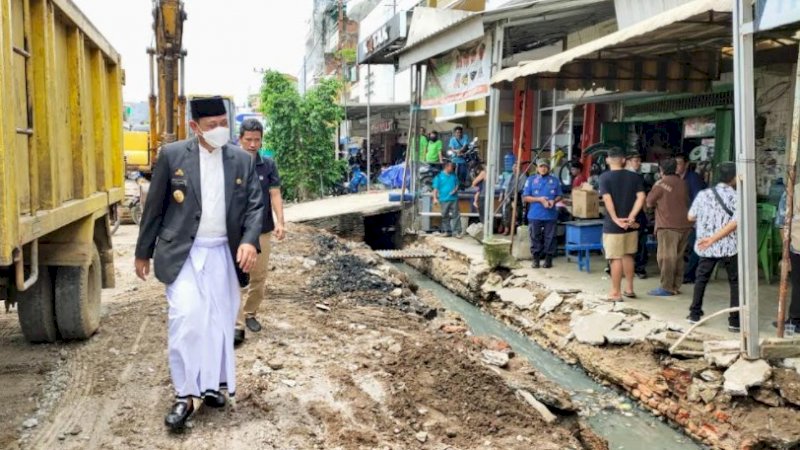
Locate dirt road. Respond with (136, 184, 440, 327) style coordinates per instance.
(0, 225, 596, 450)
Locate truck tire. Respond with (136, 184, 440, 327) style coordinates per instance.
(17, 267, 59, 343)
(54, 244, 102, 340)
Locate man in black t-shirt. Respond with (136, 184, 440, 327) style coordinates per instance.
(598, 147, 646, 301)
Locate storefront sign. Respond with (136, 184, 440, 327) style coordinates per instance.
(421, 35, 492, 109)
(358, 11, 410, 64)
(756, 0, 800, 32)
(371, 119, 396, 134)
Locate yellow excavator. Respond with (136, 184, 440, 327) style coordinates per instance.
(123, 1, 235, 224)
(123, 0, 186, 223)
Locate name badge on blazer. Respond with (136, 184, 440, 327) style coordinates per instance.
(171, 178, 187, 204)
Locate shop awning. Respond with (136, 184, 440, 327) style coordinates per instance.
(491, 0, 733, 93)
(396, 7, 484, 70)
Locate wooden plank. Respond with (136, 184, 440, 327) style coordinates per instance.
(90, 49, 111, 192)
(30, 0, 57, 209)
(16, 192, 108, 244)
(0, 0, 21, 266)
(760, 339, 800, 360)
(107, 64, 124, 190)
(67, 27, 90, 199)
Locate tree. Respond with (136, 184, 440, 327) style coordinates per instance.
(261, 71, 346, 201)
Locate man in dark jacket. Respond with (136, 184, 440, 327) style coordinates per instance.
(134, 97, 264, 431)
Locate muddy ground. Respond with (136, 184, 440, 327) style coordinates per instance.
(0, 224, 599, 450)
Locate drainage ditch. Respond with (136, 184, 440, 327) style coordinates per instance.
(392, 262, 702, 450)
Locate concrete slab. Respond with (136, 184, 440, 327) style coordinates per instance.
(605, 319, 666, 345)
(538, 292, 564, 318)
(572, 312, 625, 345)
(285, 190, 402, 223)
(723, 359, 772, 396)
(497, 288, 535, 310)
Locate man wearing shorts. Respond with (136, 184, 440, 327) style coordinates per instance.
(599, 147, 646, 301)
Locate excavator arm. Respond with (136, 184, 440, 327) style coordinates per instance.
(147, 0, 186, 165)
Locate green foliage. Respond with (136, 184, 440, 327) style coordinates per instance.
(260, 71, 346, 201)
(336, 48, 357, 64)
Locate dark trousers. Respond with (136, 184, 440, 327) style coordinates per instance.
(690, 255, 740, 326)
(529, 219, 557, 259)
(790, 252, 800, 320)
(684, 230, 700, 282)
(635, 227, 648, 274)
(456, 162, 468, 188)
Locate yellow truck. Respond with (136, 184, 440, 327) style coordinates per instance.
(0, 0, 124, 342)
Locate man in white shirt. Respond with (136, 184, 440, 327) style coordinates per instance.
(134, 97, 264, 431)
(686, 162, 739, 332)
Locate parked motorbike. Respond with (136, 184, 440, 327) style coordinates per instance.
(447, 137, 482, 185)
(419, 162, 443, 193)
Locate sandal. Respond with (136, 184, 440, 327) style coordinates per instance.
(622, 291, 637, 299)
(606, 296, 624, 302)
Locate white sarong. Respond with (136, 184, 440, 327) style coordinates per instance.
(166, 236, 240, 398)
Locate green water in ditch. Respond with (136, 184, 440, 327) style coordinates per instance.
(393, 263, 703, 450)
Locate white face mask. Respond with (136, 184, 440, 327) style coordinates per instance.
(200, 126, 230, 149)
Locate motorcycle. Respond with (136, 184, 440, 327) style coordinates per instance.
(447, 137, 482, 186)
(418, 162, 443, 193)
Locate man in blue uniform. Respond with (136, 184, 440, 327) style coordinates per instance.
(523, 159, 562, 268)
(448, 126, 470, 188)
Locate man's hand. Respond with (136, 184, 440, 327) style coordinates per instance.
(135, 258, 151, 281)
(613, 217, 630, 230)
(274, 224, 286, 241)
(433, 198, 439, 206)
(236, 243, 258, 273)
(697, 237, 714, 251)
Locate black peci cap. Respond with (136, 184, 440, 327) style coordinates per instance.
(190, 97, 227, 121)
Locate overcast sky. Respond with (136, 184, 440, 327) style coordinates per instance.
(72, 0, 312, 105)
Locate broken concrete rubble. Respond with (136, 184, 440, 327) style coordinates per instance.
(538, 292, 563, 318)
(704, 340, 741, 368)
(481, 350, 510, 368)
(723, 359, 772, 396)
(516, 390, 557, 424)
(605, 319, 666, 345)
(572, 312, 625, 346)
(497, 287, 535, 310)
(773, 369, 800, 407)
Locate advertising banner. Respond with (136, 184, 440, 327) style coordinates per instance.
(422, 35, 492, 109)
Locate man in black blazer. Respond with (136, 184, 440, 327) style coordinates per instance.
(134, 97, 263, 431)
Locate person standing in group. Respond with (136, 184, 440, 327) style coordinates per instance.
(570, 161, 587, 189)
(426, 130, 443, 163)
(626, 151, 650, 279)
(523, 159, 563, 269)
(686, 162, 740, 332)
(433, 162, 462, 238)
(645, 158, 692, 296)
(599, 147, 646, 301)
(775, 183, 800, 329)
(676, 153, 708, 284)
(134, 97, 264, 431)
(234, 119, 285, 346)
(417, 127, 428, 162)
(448, 126, 471, 187)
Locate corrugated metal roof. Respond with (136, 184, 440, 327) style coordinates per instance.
(491, 0, 732, 89)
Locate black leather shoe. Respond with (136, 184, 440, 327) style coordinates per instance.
(532, 260, 540, 269)
(165, 399, 194, 431)
(234, 329, 245, 346)
(245, 317, 262, 332)
(543, 256, 553, 269)
(203, 390, 226, 408)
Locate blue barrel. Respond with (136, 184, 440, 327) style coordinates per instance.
(503, 153, 516, 172)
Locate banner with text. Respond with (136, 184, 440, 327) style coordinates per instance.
(422, 36, 492, 109)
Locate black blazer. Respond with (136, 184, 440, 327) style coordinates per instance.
(135, 138, 264, 285)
